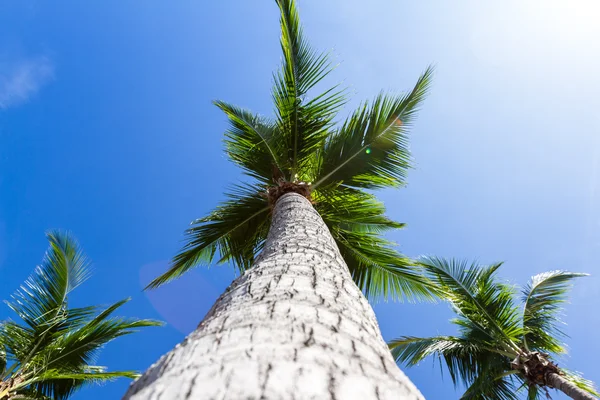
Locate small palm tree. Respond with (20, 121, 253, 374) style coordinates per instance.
(0, 231, 161, 400)
(389, 257, 598, 400)
(125, 1, 432, 399)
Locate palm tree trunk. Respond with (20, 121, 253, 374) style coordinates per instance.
(123, 193, 423, 400)
(546, 373, 597, 400)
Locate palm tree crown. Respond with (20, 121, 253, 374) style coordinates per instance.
(147, 0, 434, 302)
(389, 257, 598, 399)
(0, 231, 161, 400)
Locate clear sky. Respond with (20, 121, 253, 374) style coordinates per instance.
(1, 1, 598, 399)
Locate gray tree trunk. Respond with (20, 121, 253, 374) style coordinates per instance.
(123, 193, 424, 400)
(546, 373, 597, 400)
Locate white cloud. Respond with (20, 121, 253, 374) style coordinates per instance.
(0, 55, 54, 110)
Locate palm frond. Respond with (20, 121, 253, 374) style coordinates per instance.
(418, 257, 522, 353)
(0, 321, 35, 370)
(272, 0, 346, 181)
(20, 369, 138, 400)
(393, 261, 594, 400)
(521, 271, 587, 353)
(314, 186, 405, 232)
(26, 298, 160, 384)
(32, 369, 139, 382)
(313, 66, 433, 190)
(560, 369, 600, 397)
(461, 374, 520, 400)
(276, 0, 334, 95)
(526, 384, 541, 400)
(6, 231, 91, 333)
(2, 232, 95, 380)
(311, 186, 434, 301)
(389, 335, 490, 386)
(1, 232, 161, 399)
(215, 101, 284, 183)
(335, 232, 433, 302)
(148, 183, 271, 289)
(0, 346, 6, 375)
(22, 307, 159, 399)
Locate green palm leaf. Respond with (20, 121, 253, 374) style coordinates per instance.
(148, 183, 271, 289)
(0, 347, 6, 376)
(334, 231, 432, 302)
(2, 232, 95, 380)
(18, 370, 139, 400)
(276, 0, 333, 96)
(34, 298, 160, 372)
(390, 334, 518, 398)
(312, 186, 434, 301)
(314, 67, 433, 190)
(390, 335, 480, 367)
(1, 322, 35, 368)
(32, 369, 139, 382)
(391, 259, 596, 399)
(273, 0, 346, 181)
(526, 384, 541, 400)
(418, 257, 522, 352)
(389, 335, 502, 387)
(215, 101, 284, 184)
(521, 270, 587, 353)
(313, 186, 405, 232)
(0, 232, 160, 399)
(461, 374, 520, 400)
(561, 369, 600, 398)
(6, 231, 91, 333)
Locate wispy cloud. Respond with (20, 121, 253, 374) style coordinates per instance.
(0, 55, 54, 110)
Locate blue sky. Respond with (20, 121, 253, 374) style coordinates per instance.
(1, 1, 598, 399)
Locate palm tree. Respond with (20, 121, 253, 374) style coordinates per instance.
(0, 231, 161, 400)
(124, 0, 432, 399)
(389, 257, 598, 400)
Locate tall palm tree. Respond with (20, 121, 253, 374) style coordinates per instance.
(0, 231, 161, 400)
(389, 257, 598, 400)
(125, 0, 432, 399)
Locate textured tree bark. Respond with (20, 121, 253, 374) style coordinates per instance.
(546, 373, 597, 400)
(123, 193, 424, 400)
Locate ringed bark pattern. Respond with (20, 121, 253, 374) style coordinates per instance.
(123, 193, 424, 400)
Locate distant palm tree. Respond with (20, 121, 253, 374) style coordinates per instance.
(125, 0, 432, 398)
(0, 231, 161, 400)
(390, 257, 598, 400)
